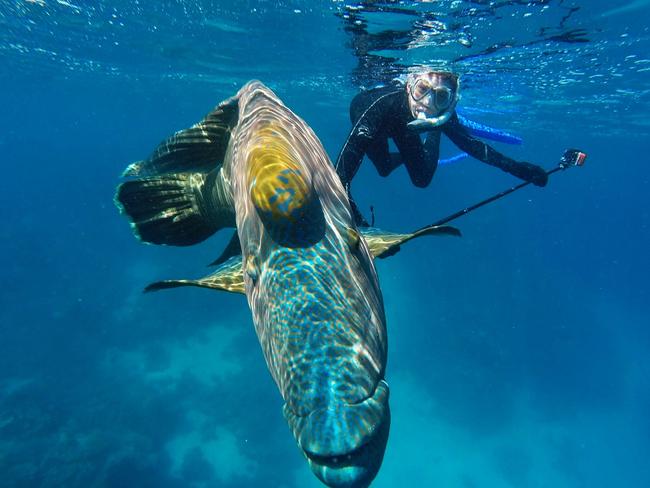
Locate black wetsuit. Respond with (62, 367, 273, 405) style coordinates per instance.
(335, 82, 547, 224)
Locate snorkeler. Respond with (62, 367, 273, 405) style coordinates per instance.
(335, 70, 549, 225)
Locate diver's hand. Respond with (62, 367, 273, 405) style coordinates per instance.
(407, 118, 437, 133)
(407, 111, 452, 132)
(510, 161, 548, 187)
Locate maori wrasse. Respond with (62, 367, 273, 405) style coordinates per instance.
(115, 81, 459, 487)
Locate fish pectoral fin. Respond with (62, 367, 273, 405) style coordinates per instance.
(208, 231, 241, 266)
(411, 224, 462, 239)
(360, 225, 461, 259)
(122, 95, 239, 177)
(145, 256, 245, 294)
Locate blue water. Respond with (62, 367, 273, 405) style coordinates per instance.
(1, 1, 649, 486)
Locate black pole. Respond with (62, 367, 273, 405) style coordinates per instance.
(419, 166, 564, 231)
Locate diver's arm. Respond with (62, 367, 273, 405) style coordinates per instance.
(335, 133, 368, 189)
(444, 113, 547, 186)
(335, 98, 385, 189)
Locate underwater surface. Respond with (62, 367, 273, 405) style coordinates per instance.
(1, 0, 649, 486)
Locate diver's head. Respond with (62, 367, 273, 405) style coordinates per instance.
(406, 70, 459, 129)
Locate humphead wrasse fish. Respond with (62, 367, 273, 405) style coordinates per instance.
(115, 81, 460, 487)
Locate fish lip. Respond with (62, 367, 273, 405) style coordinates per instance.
(304, 445, 374, 488)
(284, 379, 388, 455)
(303, 432, 376, 467)
(283, 380, 390, 488)
(302, 403, 391, 488)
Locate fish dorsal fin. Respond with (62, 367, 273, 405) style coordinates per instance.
(144, 256, 244, 294)
(360, 224, 461, 259)
(123, 96, 239, 177)
(209, 231, 241, 266)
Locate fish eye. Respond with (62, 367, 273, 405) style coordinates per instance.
(245, 255, 259, 283)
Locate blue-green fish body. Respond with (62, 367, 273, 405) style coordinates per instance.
(226, 82, 389, 487)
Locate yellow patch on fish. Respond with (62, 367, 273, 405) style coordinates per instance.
(346, 226, 361, 250)
(247, 123, 313, 223)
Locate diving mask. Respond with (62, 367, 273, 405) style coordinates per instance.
(410, 79, 454, 109)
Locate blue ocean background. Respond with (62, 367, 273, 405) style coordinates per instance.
(1, 1, 649, 486)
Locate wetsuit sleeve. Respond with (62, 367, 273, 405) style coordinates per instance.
(443, 113, 519, 169)
(335, 94, 385, 190)
(443, 113, 548, 186)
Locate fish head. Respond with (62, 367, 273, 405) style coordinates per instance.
(231, 81, 390, 488)
(265, 230, 390, 488)
(284, 380, 390, 488)
(261, 222, 390, 487)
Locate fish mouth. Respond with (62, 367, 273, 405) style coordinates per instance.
(284, 381, 390, 488)
(304, 411, 391, 488)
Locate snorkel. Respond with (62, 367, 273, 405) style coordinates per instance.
(406, 71, 460, 132)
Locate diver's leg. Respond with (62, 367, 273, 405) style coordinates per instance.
(422, 130, 441, 175)
(366, 138, 402, 177)
(349, 194, 370, 227)
(343, 140, 395, 226)
(394, 130, 440, 188)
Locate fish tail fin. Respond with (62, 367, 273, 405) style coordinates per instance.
(115, 171, 220, 246)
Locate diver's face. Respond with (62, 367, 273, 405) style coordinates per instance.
(407, 73, 457, 119)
